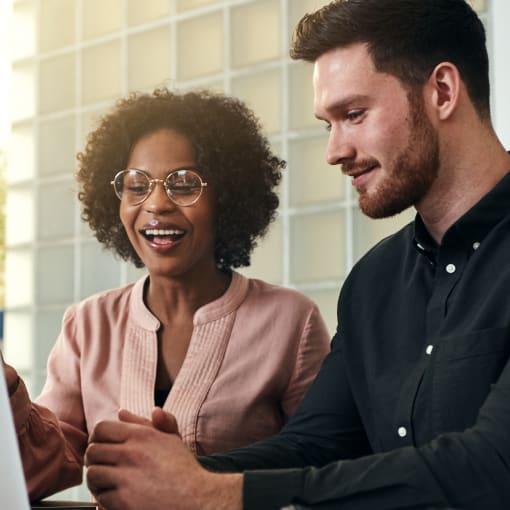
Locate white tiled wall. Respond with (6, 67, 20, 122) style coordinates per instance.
(3, 0, 502, 499)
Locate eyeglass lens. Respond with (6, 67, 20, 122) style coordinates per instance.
(114, 169, 204, 206)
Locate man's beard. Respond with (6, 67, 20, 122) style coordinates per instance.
(358, 92, 440, 219)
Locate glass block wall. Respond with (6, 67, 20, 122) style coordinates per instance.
(3, 0, 505, 499)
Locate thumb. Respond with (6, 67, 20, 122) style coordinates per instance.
(152, 407, 181, 436)
(118, 408, 152, 426)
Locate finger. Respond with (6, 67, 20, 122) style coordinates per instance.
(151, 407, 180, 435)
(89, 420, 131, 444)
(118, 408, 152, 426)
(94, 490, 126, 510)
(85, 441, 126, 467)
(87, 464, 134, 510)
(86, 464, 119, 495)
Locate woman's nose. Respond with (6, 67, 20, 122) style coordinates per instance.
(143, 180, 177, 213)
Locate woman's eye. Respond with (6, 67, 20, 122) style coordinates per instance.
(172, 186, 195, 195)
(127, 185, 147, 194)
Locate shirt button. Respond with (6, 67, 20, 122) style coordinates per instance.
(472, 242, 480, 250)
(426, 345, 434, 355)
(397, 426, 407, 438)
(445, 263, 456, 274)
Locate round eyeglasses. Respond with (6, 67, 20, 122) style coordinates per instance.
(111, 168, 208, 207)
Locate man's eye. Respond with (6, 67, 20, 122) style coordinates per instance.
(346, 110, 364, 121)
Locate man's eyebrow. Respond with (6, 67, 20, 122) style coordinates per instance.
(315, 94, 370, 120)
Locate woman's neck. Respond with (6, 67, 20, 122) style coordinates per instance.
(144, 269, 232, 325)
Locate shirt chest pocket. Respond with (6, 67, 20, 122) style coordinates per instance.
(443, 326, 510, 361)
(435, 326, 510, 430)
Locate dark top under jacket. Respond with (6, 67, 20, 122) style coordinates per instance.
(200, 171, 510, 510)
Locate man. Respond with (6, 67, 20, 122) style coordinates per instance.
(84, 1, 510, 509)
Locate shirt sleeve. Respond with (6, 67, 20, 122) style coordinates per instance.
(11, 306, 87, 501)
(248, 361, 510, 509)
(202, 333, 510, 510)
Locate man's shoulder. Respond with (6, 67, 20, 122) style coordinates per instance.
(353, 221, 414, 271)
(337, 221, 414, 322)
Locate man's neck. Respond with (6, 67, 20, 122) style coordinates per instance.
(417, 130, 510, 244)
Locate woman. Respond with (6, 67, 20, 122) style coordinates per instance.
(4, 89, 330, 500)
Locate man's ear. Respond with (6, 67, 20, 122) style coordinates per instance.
(425, 62, 461, 121)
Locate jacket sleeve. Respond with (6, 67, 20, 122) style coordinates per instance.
(11, 306, 87, 501)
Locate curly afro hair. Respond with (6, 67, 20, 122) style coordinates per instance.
(76, 88, 284, 271)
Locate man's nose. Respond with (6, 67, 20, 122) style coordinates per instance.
(326, 126, 355, 166)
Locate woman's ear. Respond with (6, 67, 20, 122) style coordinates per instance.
(425, 62, 461, 121)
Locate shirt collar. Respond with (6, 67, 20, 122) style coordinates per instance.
(413, 170, 510, 262)
(129, 270, 249, 330)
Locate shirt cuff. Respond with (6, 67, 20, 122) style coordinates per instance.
(243, 468, 305, 510)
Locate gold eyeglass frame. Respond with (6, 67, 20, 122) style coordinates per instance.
(111, 168, 208, 207)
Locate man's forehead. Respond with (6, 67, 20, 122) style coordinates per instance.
(312, 44, 406, 115)
(313, 43, 375, 75)
(312, 45, 374, 110)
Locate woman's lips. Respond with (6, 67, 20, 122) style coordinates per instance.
(140, 226, 186, 250)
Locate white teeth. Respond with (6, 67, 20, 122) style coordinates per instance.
(144, 229, 184, 236)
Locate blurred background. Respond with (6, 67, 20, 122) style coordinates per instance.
(0, 0, 508, 500)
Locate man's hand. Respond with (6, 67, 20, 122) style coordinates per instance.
(85, 410, 243, 510)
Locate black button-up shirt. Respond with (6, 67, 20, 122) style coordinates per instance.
(201, 172, 510, 510)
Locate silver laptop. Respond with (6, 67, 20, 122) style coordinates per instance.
(0, 360, 31, 509)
